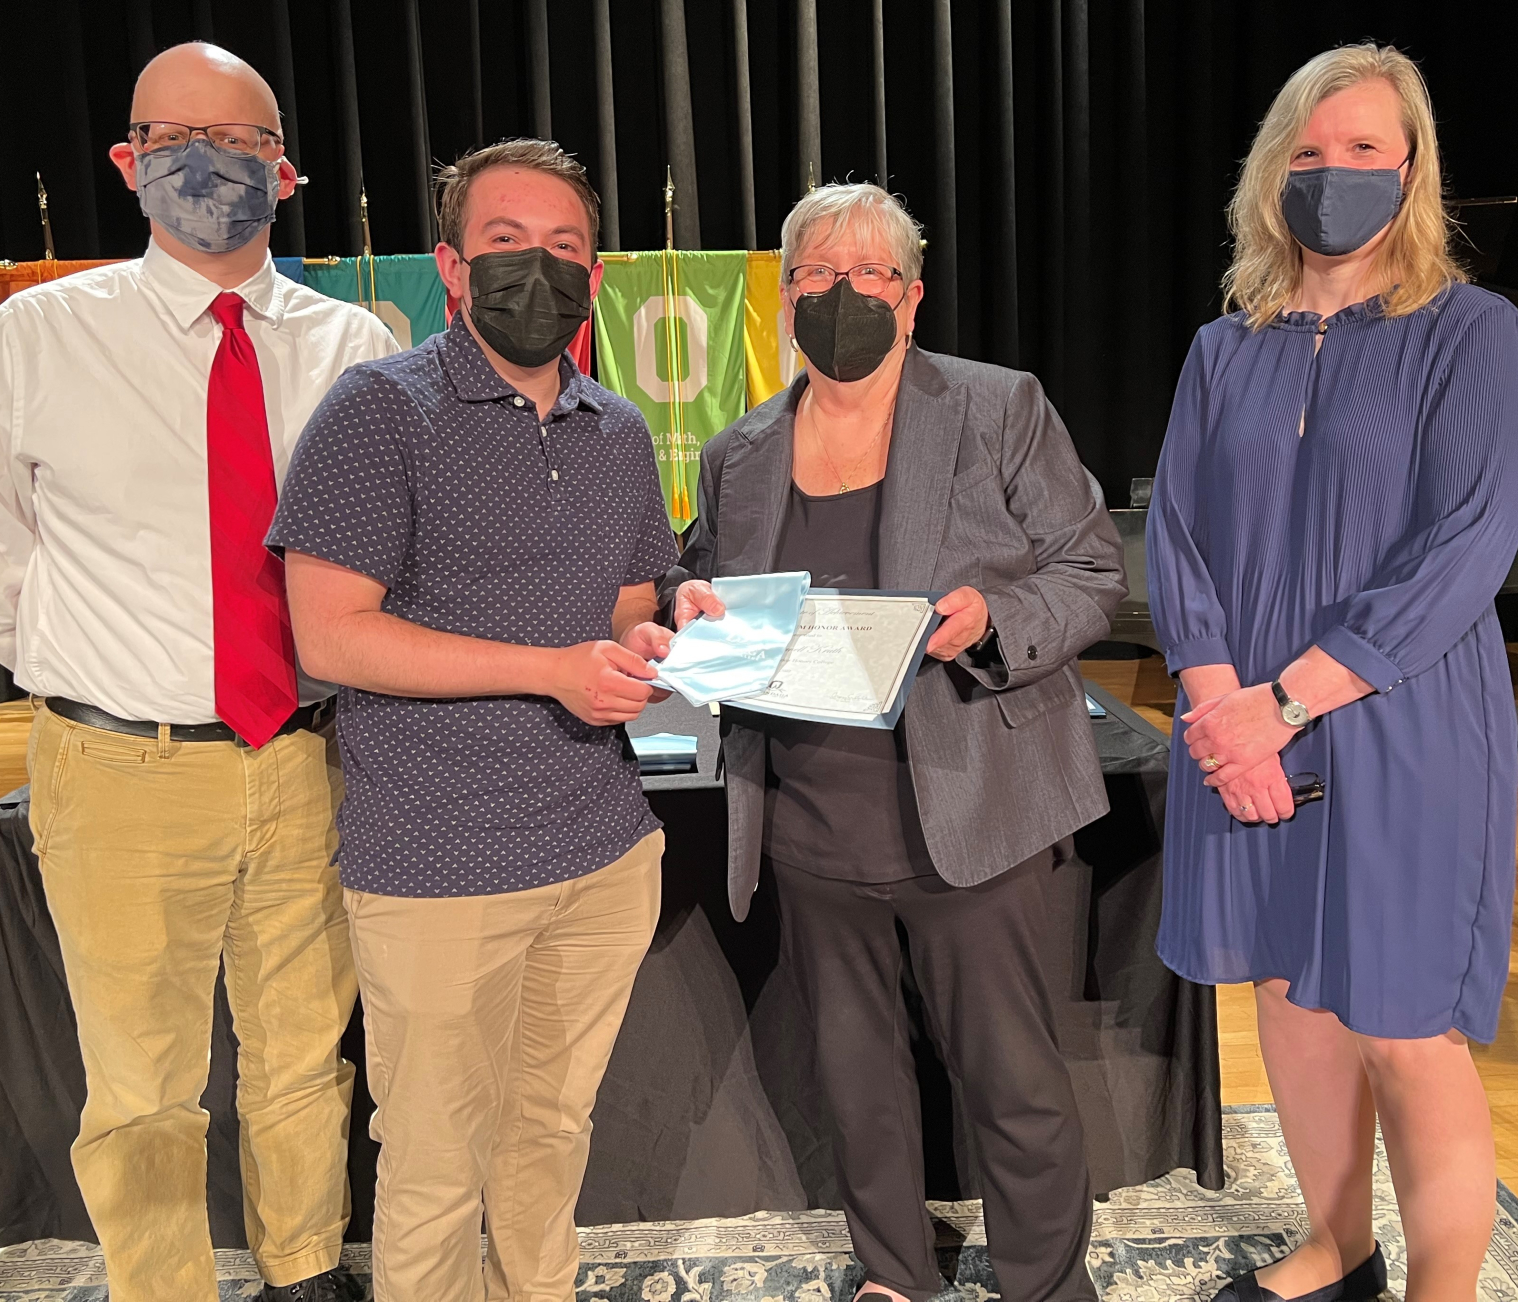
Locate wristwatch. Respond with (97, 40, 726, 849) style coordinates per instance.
(1271, 679, 1311, 728)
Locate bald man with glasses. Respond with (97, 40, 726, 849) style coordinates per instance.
(0, 43, 397, 1302)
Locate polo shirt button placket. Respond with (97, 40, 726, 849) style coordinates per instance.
(540, 422, 563, 496)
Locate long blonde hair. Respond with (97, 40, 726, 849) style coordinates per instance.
(1223, 43, 1464, 329)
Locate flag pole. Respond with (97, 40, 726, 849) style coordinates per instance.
(36, 174, 56, 261)
(360, 188, 378, 312)
(659, 167, 690, 523)
(663, 166, 675, 252)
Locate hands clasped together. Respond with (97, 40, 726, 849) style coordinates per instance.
(1181, 682, 1302, 826)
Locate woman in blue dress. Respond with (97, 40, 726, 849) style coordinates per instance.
(1149, 43, 1518, 1302)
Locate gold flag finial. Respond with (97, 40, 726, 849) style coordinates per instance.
(663, 166, 676, 251)
(807, 162, 817, 194)
(36, 173, 56, 261)
(359, 188, 378, 313)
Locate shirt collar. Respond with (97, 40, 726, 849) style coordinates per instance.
(139, 238, 285, 332)
(439, 312, 603, 416)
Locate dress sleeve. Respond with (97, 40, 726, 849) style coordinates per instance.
(1314, 303, 1518, 692)
(1147, 332, 1234, 675)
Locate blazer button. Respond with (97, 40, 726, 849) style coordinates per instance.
(1026, 645, 1038, 661)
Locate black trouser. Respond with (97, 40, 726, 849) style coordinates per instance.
(771, 852, 1096, 1302)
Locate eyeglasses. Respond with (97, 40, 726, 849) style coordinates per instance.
(130, 121, 284, 160)
(787, 262, 904, 298)
(1210, 772, 1324, 811)
(1287, 772, 1324, 806)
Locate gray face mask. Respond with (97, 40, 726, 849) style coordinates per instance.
(135, 138, 281, 254)
(1281, 164, 1404, 257)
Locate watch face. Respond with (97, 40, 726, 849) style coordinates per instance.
(1282, 701, 1311, 727)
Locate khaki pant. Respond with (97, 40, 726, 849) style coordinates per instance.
(347, 830, 664, 1302)
(30, 703, 357, 1302)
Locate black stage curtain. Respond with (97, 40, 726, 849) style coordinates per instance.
(4, 1, 1518, 500)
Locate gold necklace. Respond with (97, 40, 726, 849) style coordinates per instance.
(808, 397, 894, 493)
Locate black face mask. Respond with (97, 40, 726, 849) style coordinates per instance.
(464, 246, 592, 368)
(792, 278, 900, 382)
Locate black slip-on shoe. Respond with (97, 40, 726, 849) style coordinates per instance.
(1210, 1245, 1387, 1302)
(260, 1266, 366, 1302)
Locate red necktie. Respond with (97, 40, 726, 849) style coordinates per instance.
(206, 292, 298, 748)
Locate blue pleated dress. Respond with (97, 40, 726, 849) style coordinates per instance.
(1148, 284, 1518, 1042)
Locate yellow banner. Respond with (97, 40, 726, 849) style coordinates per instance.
(743, 251, 804, 408)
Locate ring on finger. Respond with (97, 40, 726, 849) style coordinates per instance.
(1202, 754, 1221, 771)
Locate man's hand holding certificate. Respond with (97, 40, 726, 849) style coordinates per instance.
(655, 573, 946, 729)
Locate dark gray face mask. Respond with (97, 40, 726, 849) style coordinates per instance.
(792, 278, 900, 382)
(1281, 164, 1405, 257)
(465, 246, 592, 368)
(136, 138, 280, 254)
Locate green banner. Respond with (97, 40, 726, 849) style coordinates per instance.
(592, 250, 747, 530)
(303, 254, 449, 350)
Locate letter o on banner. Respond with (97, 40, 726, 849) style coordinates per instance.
(633, 294, 710, 404)
(373, 301, 413, 349)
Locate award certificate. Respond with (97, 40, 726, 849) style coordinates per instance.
(726, 589, 942, 729)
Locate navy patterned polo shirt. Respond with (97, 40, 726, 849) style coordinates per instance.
(269, 314, 678, 897)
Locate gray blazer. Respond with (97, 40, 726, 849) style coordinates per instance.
(658, 346, 1127, 921)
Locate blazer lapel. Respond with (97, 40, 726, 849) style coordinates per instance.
(879, 347, 966, 591)
(718, 378, 801, 575)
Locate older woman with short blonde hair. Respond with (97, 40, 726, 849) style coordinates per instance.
(659, 183, 1125, 1302)
(1149, 43, 1518, 1302)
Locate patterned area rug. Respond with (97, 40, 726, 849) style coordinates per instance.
(3, 1107, 1516, 1301)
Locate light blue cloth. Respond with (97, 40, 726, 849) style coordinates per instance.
(628, 733, 699, 761)
(652, 571, 810, 706)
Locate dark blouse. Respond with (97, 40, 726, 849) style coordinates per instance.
(762, 481, 935, 881)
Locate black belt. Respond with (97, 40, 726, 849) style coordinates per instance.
(44, 696, 336, 746)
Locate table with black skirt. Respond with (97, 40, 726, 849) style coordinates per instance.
(0, 682, 1222, 1248)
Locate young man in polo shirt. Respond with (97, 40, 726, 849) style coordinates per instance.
(270, 140, 678, 1300)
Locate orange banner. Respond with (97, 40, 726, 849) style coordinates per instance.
(0, 259, 122, 305)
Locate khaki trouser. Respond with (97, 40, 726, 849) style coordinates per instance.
(347, 829, 664, 1302)
(29, 703, 358, 1302)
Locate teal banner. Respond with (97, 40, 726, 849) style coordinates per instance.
(302, 255, 449, 349)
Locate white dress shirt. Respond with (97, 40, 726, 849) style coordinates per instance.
(0, 240, 401, 722)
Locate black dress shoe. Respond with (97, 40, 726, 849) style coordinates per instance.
(260, 1266, 365, 1302)
(1210, 1245, 1387, 1302)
